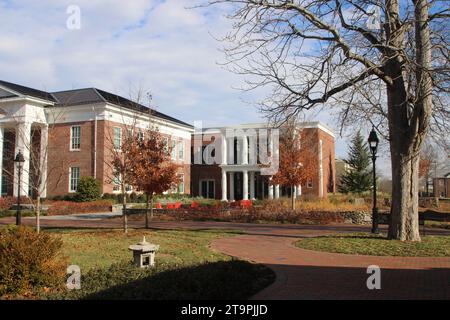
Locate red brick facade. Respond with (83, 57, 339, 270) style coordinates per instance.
(46, 120, 191, 197)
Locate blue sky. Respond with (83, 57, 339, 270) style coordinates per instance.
(0, 0, 392, 177)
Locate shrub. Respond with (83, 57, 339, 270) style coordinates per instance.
(75, 177, 101, 202)
(47, 200, 113, 216)
(0, 225, 67, 298)
(0, 197, 15, 211)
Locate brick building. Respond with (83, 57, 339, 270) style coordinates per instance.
(191, 123, 335, 201)
(0, 80, 193, 198)
(0, 80, 335, 201)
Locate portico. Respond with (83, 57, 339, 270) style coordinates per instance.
(0, 82, 53, 198)
(219, 130, 280, 201)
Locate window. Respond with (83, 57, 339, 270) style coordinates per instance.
(114, 127, 122, 150)
(69, 167, 80, 192)
(138, 130, 144, 142)
(178, 174, 185, 194)
(163, 137, 169, 154)
(200, 180, 215, 199)
(171, 140, 177, 159)
(70, 126, 81, 150)
(307, 178, 313, 189)
(112, 174, 120, 192)
(178, 141, 184, 161)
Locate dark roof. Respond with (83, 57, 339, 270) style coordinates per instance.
(0, 80, 57, 103)
(53, 88, 193, 128)
(0, 80, 192, 128)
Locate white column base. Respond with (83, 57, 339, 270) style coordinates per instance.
(243, 170, 249, 200)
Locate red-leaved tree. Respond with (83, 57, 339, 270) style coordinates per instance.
(130, 126, 180, 228)
(272, 123, 318, 210)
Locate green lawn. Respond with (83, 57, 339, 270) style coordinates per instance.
(44, 228, 275, 300)
(295, 233, 450, 257)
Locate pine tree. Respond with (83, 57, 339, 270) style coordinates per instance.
(338, 131, 372, 194)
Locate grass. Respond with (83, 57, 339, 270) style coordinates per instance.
(42, 228, 274, 300)
(295, 233, 450, 257)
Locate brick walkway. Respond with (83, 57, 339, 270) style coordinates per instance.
(1, 216, 449, 299)
(212, 235, 450, 300)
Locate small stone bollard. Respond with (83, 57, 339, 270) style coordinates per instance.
(128, 236, 159, 268)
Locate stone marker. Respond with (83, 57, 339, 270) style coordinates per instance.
(128, 236, 159, 268)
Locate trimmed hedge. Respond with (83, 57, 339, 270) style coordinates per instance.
(47, 200, 113, 216)
(0, 226, 67, 298)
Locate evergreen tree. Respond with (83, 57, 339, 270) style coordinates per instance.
(339, 131, 372, 194)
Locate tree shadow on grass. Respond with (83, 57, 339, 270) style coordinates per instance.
(61, 260, 275, 300)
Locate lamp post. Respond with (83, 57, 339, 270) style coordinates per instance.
(14, 150, 25, 226)
(368, 128, 379, 234)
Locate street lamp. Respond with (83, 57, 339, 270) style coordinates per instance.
(368, 128, 379, 234)
(14, 150, 25, 226)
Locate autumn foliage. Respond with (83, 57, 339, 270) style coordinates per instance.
(125, 126, 181, 228)
(272, 125, 318, 209)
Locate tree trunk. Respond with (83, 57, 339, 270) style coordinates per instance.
(122, 188, 128, 234)
(145, 194, 150, 229)
(388, 152, 421, 241)
(150, 196, 154, 220)
(291, 185, 296, 210)
(383, 0, 431, 242)
(36, 196, 41, 234)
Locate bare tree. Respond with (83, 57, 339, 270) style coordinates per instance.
(104, 89, 154, 233)
(2, 108, 73, 233)
(207, 0, 449, 241)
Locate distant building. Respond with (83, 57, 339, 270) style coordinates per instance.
(433, 172, 450, 198)
(335, 158, 351, 186)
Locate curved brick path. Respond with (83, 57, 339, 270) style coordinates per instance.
(211, 234, 450, 300)
(1, 216, 449, 299)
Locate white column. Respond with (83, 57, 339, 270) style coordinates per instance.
(0, 126, 3, 197)
(293, 186, 297, 199)
(14, 122, 31, 197)
(243, 170, 249, 200)
(268, 177, 274, 199)
(221, 169, 227, 201)
(221, 133, 227, 165)
(242, 136, 248, 165)
(249, 171, 255, 200)
(319, 139, 324, 198)
(275, 184, 280, 199)
(229, 172, 235, 201)
(40, 125, 48, 198)
(297, 185, 302, 197)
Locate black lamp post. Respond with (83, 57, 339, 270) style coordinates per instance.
(368, 128, 379, 234)
(14, 150, 25, 226)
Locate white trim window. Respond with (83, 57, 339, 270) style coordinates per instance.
(171, 139, 177, 160)
(178, 174, 185, 194)
(112, 174, 121, 192)
(137, 130, 144, 143)
(178, 140, 184, 161)
(113, 127, 122, 150)
(307, 178, 313, 189)
(69, 167, 80, 192)
(70, 125, 81, 150)
(163, 137, 169, 154)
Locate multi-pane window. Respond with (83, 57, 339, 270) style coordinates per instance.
(138, 130, 144, 142)
(163, 137, 169, 154)
(178, 141, 184, 161)
(69, 167, 80, 192)
(114, 127, 122, 150)
(171, 140, 177, 160)
(200, 180, 215, 199)
(306, 178, 313, 189)
(71, 126, 81, 150)
(178, 174, 185, 194)
(112, 174, 120, 192)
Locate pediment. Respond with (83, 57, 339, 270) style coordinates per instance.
(0, 87, 19, 99)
